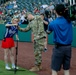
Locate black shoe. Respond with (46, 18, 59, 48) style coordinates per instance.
(43, 48, 47, 52)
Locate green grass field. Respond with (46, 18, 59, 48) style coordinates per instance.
(0, 60, 37, 75)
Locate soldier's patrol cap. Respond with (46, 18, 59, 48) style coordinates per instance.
(26, 12, 31, 17)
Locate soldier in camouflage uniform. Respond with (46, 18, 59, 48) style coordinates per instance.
(18, 13, 46, 71)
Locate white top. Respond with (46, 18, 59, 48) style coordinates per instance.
(20, 14, 25, 22)
(13, 4, 18, 9)
(13, 1, 16, 4)
(48, 5, 54, 10)
(41, 5, 48, 8)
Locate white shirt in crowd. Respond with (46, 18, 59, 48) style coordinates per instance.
(20, 14, 25, 22)
(13, 4, 18, 9)
(13, 0, 16, 4)
(48, 5, 54, 11)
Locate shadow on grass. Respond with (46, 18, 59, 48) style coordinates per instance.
(7, 69, 26, 72)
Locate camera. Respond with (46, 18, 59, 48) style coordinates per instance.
(64, 3, 76, 21)
(69, 4, 76, 21)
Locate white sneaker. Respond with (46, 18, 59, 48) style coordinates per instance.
(5, 66, 11, 70)
(12, 66, 19, 69)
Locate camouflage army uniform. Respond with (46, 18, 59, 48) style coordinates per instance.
(18, 15, 46, 67)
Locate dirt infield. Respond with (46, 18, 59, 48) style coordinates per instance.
(0, 41, 76, 75)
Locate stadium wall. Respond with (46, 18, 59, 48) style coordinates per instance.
(0, 24, 76, 47)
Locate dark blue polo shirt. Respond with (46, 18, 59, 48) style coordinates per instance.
(44, 18, 49, 31)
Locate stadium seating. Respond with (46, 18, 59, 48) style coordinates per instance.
(1, 0, 53, 13)
(16, 0, 52, 13)
(0, 0, 10, 4)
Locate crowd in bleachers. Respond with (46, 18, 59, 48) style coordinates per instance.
(0, 0, 28, 24)
(0, 0, 64, 24)
(0, 0, 76, 25)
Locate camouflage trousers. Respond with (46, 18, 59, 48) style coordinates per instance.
(34, 39, 44, 66)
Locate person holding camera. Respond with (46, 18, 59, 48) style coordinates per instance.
(47, 4, 73, 75)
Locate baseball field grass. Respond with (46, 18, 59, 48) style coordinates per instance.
(0, 60, 37, 75)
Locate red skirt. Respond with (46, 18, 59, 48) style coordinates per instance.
(2, 38, 15, 48)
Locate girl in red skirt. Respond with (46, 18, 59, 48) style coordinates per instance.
(2, 18, 19, 70)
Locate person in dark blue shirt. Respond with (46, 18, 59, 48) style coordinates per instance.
(1, 18, 19, 70)
(40, 13, 49, 52)
(47, 4, 73, 75)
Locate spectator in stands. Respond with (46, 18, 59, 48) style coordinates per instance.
(13, 3, 18, 9)
(40, 7, 45, 15)
(33, 7, 39, 14)
(13, 10, 19, 18)
(1, 13, 6, 23)
(0, 6, 3, 15)
(48, 2, 54, 11)
(13, 0, 16, 4)
(23, 8, 27, 14)
(48, 2, 55, 19)
(20, 11, 26, 24)
(0, 16, 4, 24)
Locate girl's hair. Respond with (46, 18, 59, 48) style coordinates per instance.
(11, 18, 20, 23)
(55, 4, 71, 23)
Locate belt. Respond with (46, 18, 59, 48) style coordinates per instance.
(55, 43, 71, 46)
(55, 43, 71, 48)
